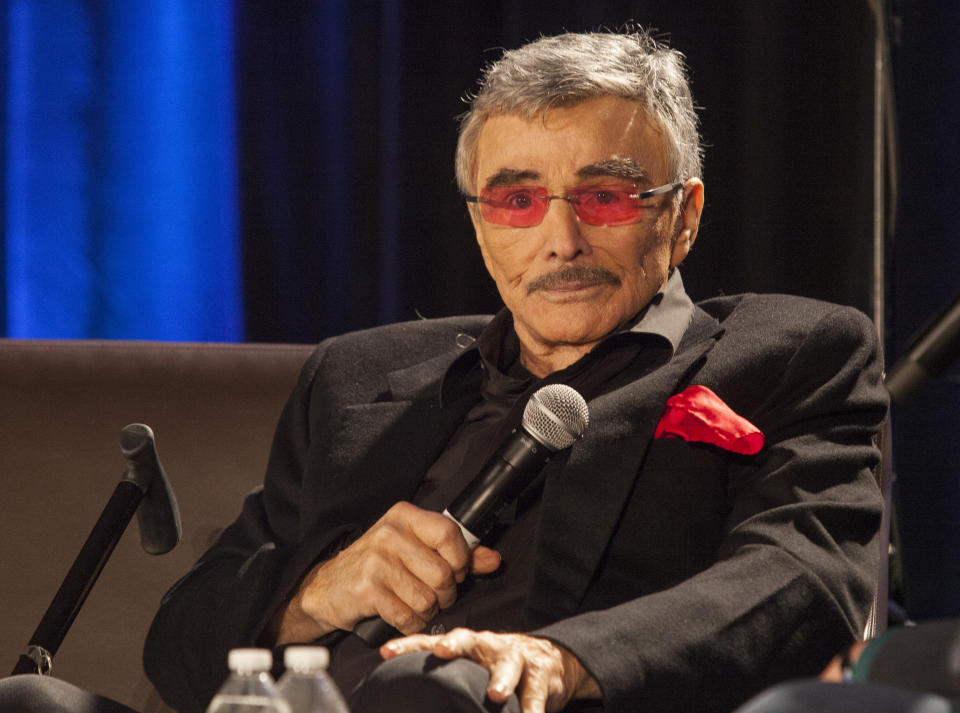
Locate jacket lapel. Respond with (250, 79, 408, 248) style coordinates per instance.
(527, 308, 723, 624)
(301, 350, 481, 538)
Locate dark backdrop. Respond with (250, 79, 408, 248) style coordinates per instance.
(233, 1, 960, 620)
(887, 0, 960, 620)
(235, 1, 880, 343)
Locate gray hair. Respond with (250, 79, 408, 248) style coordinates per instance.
(455, 30, 703, 194)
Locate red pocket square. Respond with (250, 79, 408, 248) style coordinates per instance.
(654, 385, 764, 455)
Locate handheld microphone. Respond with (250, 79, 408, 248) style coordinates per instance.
(353, 383, 589, 646)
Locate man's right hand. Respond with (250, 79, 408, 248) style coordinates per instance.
(266, 501, 502, 646)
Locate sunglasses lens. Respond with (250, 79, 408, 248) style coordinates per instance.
(479, 187, 548, 227)
(569, 186, 642, 226)
(477, 185, 645, 226)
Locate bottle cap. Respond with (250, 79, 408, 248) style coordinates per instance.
(283, 646, 330, 671)
(228, 648, 273, 672)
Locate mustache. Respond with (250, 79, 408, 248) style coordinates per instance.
(526, 265, 621, 295)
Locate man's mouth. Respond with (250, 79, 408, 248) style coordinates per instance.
(526, 265, 621, 295)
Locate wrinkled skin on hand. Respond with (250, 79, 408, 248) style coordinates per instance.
(268, 502, 502, 646)
(381, 628, 601, 713)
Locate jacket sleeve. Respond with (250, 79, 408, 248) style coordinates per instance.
(143, 343, 350, 713)
(535, 303, 888, 713)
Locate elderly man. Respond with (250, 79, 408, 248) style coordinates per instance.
(144, 30, 887, 713)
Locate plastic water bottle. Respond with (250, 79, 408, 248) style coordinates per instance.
(276, 646, 350, 713)
(206, 648, 291, 713)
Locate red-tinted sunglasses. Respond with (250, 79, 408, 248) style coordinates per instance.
(465, 182, 683, 227)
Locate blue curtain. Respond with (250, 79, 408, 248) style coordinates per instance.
(2, 0, 242, 340)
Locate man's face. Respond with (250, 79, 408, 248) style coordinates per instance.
(470, 96, 703, 356)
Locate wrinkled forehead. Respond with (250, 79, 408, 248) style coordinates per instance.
(472, 97, 670, 190)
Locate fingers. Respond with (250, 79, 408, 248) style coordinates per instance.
(398, 503, 473, 582)
(390, 541, 459, 611)
(316, 534, 445, 631)
(486, 649, 525, 704)
(379, 632, 438, 660)
(381, 505, 501, 606)
(360, 574, 438, 635)
(380, 629, 583, 713)
(297, 502, 491, 636)
(471, 545, 502, 574)
(819, 640, 868, 682)
(818, 654, 845, 682)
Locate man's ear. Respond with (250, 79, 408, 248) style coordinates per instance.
(670, 178, 705, 268)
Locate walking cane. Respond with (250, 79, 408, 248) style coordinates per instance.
(10, 423, 181, 676)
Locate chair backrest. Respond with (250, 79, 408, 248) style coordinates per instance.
(0, 339, 314, 713)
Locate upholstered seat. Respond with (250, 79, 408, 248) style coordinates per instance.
(0, 339, 314, 713)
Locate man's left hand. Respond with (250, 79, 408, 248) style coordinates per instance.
(380, 628, 601, 713)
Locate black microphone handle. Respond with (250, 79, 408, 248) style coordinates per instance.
(352, 614, 401, 647)
(352, 427, 555, 647)
(446, 426, 552, 542)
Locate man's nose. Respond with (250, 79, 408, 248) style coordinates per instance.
(538, 198, 592, 261)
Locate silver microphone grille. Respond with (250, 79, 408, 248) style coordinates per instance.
(521, 384, 589, 451)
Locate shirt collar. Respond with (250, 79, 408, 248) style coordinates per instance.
(440, 268, 695, 404)
(621, 268, 695, 356)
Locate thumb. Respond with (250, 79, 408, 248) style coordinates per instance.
(470, 546, 501, 574)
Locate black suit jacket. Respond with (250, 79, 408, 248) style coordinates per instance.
(144, 293, 887, 713)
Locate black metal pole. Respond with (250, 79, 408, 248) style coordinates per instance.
(10, 481, 144, 676)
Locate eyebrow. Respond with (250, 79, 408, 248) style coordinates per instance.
(481, 158, 650, 189)
(577, 158, 650, 184)
(483, 168, 542, 188)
